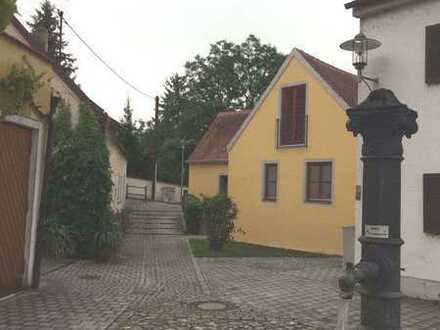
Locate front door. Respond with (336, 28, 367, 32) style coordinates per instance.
(0, 122, 33, 297)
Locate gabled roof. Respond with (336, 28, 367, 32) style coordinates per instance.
(297, 49, 357, 107)
(188, 110, 250, 164)
(227, 48, 357, 151)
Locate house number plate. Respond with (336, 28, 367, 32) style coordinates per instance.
(365, 225, 389, 239)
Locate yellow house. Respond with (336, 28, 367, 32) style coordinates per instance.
(188, 110, 250, 197)
(227, 48, 358, 255)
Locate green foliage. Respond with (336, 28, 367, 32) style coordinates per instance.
(202, 195, 239, 251)
(183, 194, 203, 234)
(152, 35, 285, 184)
(0, 0, 16, 32)
(0, 63, 44, 118)
(95, 211, 123, 262)
(41, 216, 74, 259)
(47, 103, 113, 259)
(115, 208, 131, 234)
(118, 98, 151, 178)
(29, 0, 77, 78)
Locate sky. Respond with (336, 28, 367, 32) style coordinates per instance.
(17, 0, 359, 122)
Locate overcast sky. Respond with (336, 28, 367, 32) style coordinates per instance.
(17, 0, 359, 122)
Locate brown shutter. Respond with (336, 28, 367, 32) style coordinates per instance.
(426, 24, 440, 85)
(423, 174, 440, 235)
(293, 84, 306, 145)
(280, 87, 294, 146)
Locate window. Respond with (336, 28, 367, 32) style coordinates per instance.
(219, 175, 228, 196)
(423, 174, 440, 235)
(263, 163, 278, 201)
(279, 84, 307, 146)
(426, 24, 440, 85)
(306, 162, 332, 203)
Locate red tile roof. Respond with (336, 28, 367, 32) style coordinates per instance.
(188, 110, 250, 164)
(297, 49, 358, 107)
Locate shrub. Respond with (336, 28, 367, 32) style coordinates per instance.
(41, 216, 74, 259)
(183, 194, 203, 234)
(95, 212, 123, 263)
(115, 208, 131, 234)
(203, 194, 238, 251)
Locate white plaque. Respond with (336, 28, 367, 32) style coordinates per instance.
(365, 225, 389, 239)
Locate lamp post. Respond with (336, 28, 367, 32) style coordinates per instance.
(340, 33, 381, 90)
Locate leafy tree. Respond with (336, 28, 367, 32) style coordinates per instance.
(154, 35, 285, 184)
(47, 103, 113, 257)
(29, 0, 77, 79)
(119, 98, 152, 178)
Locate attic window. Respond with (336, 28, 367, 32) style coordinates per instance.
(426, 24, 440, 85)
(279, 84, 307, 147)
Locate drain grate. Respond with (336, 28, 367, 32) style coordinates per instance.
(192, 301, 236, 312)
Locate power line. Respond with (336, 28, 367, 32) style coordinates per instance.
(62, 17, 156, 100)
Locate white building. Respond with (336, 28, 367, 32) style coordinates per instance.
(346, 0, 440, 300)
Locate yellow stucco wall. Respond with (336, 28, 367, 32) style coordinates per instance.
(0, 36, 52, 118)
(228, 56, 357, 255)
(188, 163, 228, 198)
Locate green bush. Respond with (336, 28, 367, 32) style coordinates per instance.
(183, 194, 203, 234)
(115, 208, 131, 234)
(41, 216, 74, 259)
(95, 211, 123, 263)
(203, 194, 239, 251)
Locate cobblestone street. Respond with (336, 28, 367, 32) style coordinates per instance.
(0, 202, 439, 329)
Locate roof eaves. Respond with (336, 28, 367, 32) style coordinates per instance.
(293, 48, 351, 110)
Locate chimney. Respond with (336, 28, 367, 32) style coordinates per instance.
(32, 27, 49, 53)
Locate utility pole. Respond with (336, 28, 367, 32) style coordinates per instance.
(152, 96, 159, 201)
(180, 142, 185, 200)
(58, 10, 64, 63)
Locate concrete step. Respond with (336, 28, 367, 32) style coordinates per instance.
(126, 230, 182, 235)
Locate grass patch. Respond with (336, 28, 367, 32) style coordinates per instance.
(189, 239, 332, 258)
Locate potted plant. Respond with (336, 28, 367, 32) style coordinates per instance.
(0, 0, 17, 32)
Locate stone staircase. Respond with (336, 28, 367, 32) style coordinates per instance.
(126, 201, 184, 236)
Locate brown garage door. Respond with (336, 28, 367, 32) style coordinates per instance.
(0, 122, 32, 297)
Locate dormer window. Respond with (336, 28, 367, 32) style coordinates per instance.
(279, 84, 307, 147)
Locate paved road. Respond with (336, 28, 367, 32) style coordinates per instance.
(1, 201, 439, 329)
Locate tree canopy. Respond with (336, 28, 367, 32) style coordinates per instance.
(29, 0, 77, 79)
(154, 35, 285, 184)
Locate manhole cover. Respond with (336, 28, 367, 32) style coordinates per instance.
(79, 274, 101, 280)
(192, 301, 236, 312)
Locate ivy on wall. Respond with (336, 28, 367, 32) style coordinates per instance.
(0, 0, 17, 32)
(0, 63, 44, 118)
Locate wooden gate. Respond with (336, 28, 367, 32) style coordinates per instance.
(0, 122, 33, 297)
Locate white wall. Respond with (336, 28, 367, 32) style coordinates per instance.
(127, 177, 186, 203)
(357, 0, 440, 299)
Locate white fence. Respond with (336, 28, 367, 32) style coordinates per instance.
(126, 177, 187, 203)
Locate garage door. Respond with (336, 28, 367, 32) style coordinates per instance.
(0, 122, 32, 297)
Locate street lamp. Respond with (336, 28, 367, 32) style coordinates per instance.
(340, 33, 381, 90)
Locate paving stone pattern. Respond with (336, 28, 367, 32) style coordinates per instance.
(0, 201, 439, 329)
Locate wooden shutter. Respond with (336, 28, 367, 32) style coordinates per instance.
(293, 84, 306, 145)
(426, 24, 440, 85)
(306, 162, 332, 203)
(219, 175, 228, 196)
(280, 85, 306, 146)
(423, 174, 440, 235)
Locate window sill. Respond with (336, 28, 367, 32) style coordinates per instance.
(262, 198, 277, 203)
(278, 144, 307, 149)
(305, 199, 332, 205)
